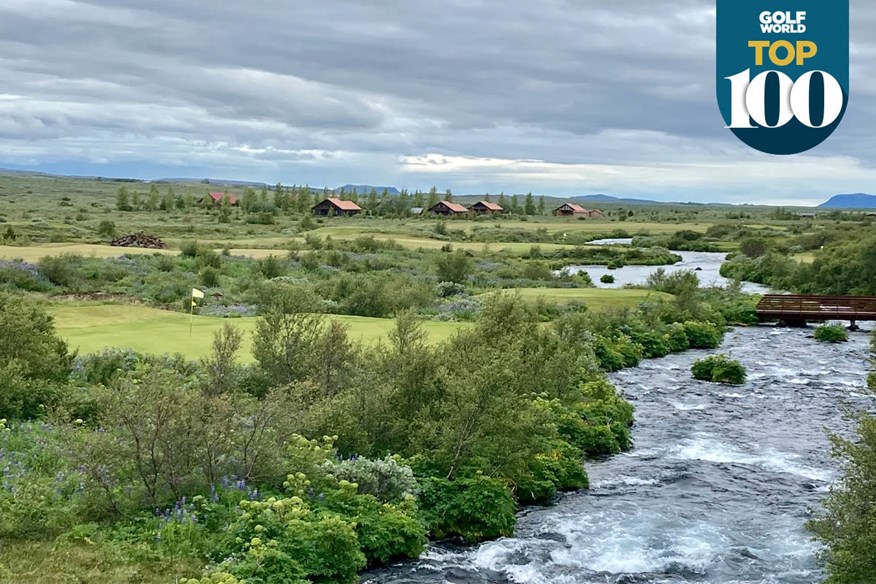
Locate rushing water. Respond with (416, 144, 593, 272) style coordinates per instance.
(562, 239, 770, 294)
(364, 327, 875, 584)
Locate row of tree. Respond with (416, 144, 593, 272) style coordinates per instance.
(115, 183, 554, 217)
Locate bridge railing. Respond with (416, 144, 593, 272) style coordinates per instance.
(756, 294, 876, 316)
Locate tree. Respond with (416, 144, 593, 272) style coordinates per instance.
(435, 249, 472, 284)
(116, 186, 131, 211)
(252, 288, 325, 387)
(241, 187, 257, 213)
(203, 323, 243, 396)
(808, 412, 876, 582)
(0, 293, 72, 383)
(740, 238, 769, 258)
(147, 184, 159, 211)
(537, 195, 545, 215)
(524, 192, 536, 215)
(444, 188, 453, 201)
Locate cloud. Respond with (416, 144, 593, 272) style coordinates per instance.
(0, 0, 872, 203)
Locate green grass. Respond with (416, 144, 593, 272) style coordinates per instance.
(0, 244, 303, 261)
(0, 540, 200, 584)
(0, 244, 175, 262)
(50, 303, 465, 360)
(50, 288, 666, 360)
(492, 288, 672, 309)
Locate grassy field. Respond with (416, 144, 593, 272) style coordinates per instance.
(0, 243, 304, 261)
(51, 304, 467, 361)
(50, 286, 663, 360)
(0, 244, 176, 262)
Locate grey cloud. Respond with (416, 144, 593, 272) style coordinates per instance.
(0, 0, 873, 200)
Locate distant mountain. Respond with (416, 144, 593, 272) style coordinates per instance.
(335, 184, 400, 196)
(819, 193, 876, 209)
(156, 178, 269, 188)
(571, 194, 660, 205)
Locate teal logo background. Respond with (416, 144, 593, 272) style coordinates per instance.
(716, 1, 849, 155)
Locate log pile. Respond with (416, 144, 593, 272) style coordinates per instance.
(110, 232, 168, 249)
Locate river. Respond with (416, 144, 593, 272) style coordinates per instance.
(561, 239, 770, 294)
(364, 327, 874, 584)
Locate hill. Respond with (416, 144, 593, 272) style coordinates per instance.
(819, 193, 876, 209)
(336, 184, 401, 196)
(571, 194, 660, 205)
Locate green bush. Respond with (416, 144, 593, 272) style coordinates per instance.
(593, 335, 625, 372)
(257, 254, 287, 279)
(814, 324, 849, 343)
(417, 475, 516, 543)
(691, 354, 747, 385)
(666, 322, 690, 353)
(38, 254, 82, 288)
(600, 274, 615, 284)
(200, 266, 220, 287)
(627, 328, 671, 359)
(96, 220, 116, 238)
(683, 320, 723, 349)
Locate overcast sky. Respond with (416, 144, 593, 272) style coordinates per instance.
(0, 0, 873, 204)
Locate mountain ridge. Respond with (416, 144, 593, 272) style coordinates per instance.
(819, 193, 876, 209)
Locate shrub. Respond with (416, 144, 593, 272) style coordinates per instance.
(593, 335, 625, 372)
(666, 322, 691, 353)
(435, 250, 472, 284)
(683, 321, 723, 349)
(522, 262, 553, 281)
(154, 254, 176, 272)
(200, 266, 220, 287)
(814, 324, 849, 343)
(417, 475, 515, 543)
(0, 261, 50, 292)
(329, 456, 418, 503)
(96, 220, 116, 238)
(691, 354, 747, 385)
(434, 281, 466, 298)
(38, 254, 82, 288)
(600, 274, 615, 284)
(257, 254, 286, 279)
(627, 328, 670, 359)
(180, 240, 200, 258)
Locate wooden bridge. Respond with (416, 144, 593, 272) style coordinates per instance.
(756, 295, 876, 328)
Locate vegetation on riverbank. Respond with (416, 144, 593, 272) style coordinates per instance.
(807, 330, 876, 583)
(0, 266, 747, 582)
(1, 172, 830, 582)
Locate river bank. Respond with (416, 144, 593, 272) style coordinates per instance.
(364, 326, 875, 583)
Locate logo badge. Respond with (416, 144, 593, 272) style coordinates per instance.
(716, 1, 849, 155)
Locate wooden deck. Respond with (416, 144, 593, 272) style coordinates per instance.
(756, 295, 876, 325)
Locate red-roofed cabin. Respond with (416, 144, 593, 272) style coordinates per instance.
(428, 201, 469, 216)
(554, 203, 603, 218)
(312, 198, 363, 216)
(199, 192, 240, 207)
(469, 201, 504, 215)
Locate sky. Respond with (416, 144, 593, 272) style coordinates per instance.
(0, 0, 873, 205)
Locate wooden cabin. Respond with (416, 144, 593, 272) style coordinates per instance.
(312, 198, 363, 216)
(427, 201, 469, 216)
(469, 201, 504, 215)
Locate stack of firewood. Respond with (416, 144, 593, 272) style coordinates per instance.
(110, 232, 168, 249)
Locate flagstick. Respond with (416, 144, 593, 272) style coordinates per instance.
(190, 299, 195, 338)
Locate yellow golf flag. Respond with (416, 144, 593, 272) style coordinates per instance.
(191, 288, 205, 308)
(189, 288, 205, 338)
